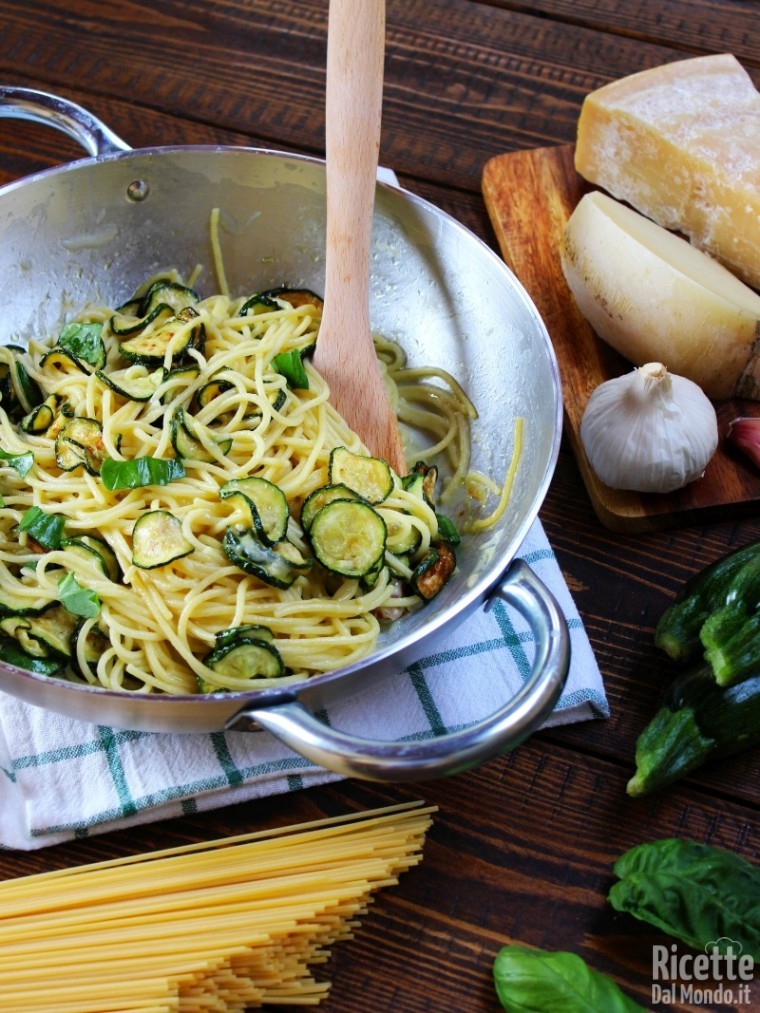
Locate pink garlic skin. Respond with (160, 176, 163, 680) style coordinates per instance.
(727, 417, 760, 469)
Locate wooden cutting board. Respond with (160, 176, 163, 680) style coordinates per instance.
(482, 143, 760, 532)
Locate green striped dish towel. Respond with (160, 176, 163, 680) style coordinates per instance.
(0, 518, 607, 850)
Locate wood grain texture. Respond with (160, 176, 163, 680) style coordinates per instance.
(483, 144, 760, 532)
(0, 0, 707, 191)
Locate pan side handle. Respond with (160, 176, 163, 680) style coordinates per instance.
(0, 86, 130, 157)
(227, 559, 570, 782)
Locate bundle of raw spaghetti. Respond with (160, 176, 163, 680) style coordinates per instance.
(0, 802, 435, 1012)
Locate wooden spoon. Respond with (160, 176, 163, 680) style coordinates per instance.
(312, 0, 407, 475)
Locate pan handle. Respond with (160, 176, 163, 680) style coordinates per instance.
(228, 558, 570, 782)
(0, 86, 130, 157)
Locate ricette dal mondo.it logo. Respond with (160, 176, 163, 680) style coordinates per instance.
(652, 939, 754, 1007)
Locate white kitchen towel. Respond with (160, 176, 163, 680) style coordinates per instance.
(0, 516, 608, 851)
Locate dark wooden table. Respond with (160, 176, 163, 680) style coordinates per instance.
(1, 2, 758, 1010)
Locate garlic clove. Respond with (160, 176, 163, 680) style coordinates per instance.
(580, 362, 718, 494)
(727, 417, 760, 470)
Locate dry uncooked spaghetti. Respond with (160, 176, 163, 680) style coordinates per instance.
(0, 801, 435, 1012)
(0, 272, 520, 695)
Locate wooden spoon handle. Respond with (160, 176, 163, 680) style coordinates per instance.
(315, 0, 406, 474)
(324, 0, 383, 328)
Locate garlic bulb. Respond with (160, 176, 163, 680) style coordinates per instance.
(580, 362, 718, 493)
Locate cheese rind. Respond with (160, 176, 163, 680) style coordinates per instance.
(560, 192, 760, 400)
(575, 54, 760, 290)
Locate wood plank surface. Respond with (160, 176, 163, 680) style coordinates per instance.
(0, 4, 758, 1012)
(482, 144, 760, 532)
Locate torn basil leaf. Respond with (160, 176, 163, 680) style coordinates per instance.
(0, 447, 34, 478)
(58, 572, 101, 618)
(493, 945, 643, 1013)
(100, 455, 186, 491)
(609, 838, 760, 961)
(58, 321, 106, 369)
(19, 506, 66, 549)
(271, 349, 309, 390)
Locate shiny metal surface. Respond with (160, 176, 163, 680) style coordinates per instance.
(0, 87, 567, 778)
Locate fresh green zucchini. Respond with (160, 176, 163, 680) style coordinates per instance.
(410, 543, 456, 600)
(627, 665, 760, 797)
(171, 407, 232, 462)
(655, 539, 760, 663)
(111, 279, 199, 335)
(0, 633, 64, 675)
(240, 287, 323, 316)
(54, 417, 105, 475)
(403, 461, 438, 507)
(328, 446, 394, 503)
(47, 401, 75, 439)
(213, 623, 275, 649)
(142, 280, 200, 316)
(119, 306, 204, 367)
(20, 394, 59, 434)
(195, 377, 234, 409)
(111, 302, 173, 337)
(0, 605, 77, 660)
(160, 363, 202, 404)
(223, 527, 311, 589)
(220, 477, 289, 545)
(71, 620, 109, 677)
(131, 510, 193, 569)
(383, 512, 423, 556)
(0, 590, 53, 620)
(360, 557, 387, 592)
(300, 483, 364, 533)
(239, 292, 281, 316)
(267, 287, 323, 311)
(62, 535, 120, 582)
(309, 500, 387, 578)
(96, 365, 166, 402)
(201, 637, 284, 687)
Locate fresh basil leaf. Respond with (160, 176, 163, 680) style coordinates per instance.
(19, 506, 66, 549)
(58, 572, 101, 618)
(493, 945, 644, 1013)
(0, 634, 63, 676)
(271, 349, 309, 390)
(100, 456, 186, 491)
(0, 446, 34, 478)
(58, 321, 106, 368)
(609, 838, 760, 961)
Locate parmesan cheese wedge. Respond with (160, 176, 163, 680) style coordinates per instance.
(560, 191, 760, 400)
(574, 54, 760, 290)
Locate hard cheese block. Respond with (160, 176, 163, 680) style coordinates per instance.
(574, 54, 760, 290)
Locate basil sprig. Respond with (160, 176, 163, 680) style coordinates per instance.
(493, 945, 643, 1013)
(100, 456, 185, 491)
(609, 838, 760, 961)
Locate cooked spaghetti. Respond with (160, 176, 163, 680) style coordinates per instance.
(0, 801, 435, 1011)
(0, 273, 517, 694)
